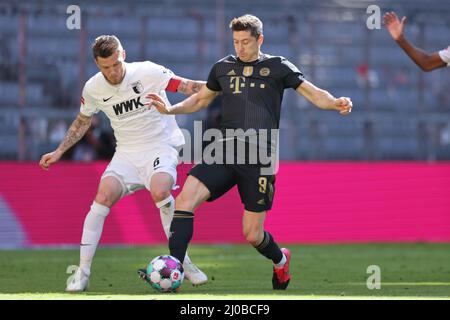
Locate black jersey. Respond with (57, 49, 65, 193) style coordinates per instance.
(206, 53, 305, 132)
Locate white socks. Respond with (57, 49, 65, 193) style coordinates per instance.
(157, 195, 190, 264)
(274, 253, 287, 268)
(78, 195, 182, 277)
(79, 201, 110, 276)
(157, 195, 175, 239)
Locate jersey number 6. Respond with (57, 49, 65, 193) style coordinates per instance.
(153, 157, 160, 168)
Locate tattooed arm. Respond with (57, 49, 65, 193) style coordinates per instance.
(39, 112, 92, 170)
(174, 77, 206, 96)
(57, 112, 93, 153)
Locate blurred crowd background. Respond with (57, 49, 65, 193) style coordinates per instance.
(1, 0, 449, 162)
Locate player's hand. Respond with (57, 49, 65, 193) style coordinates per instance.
(145, 93, 172, 114)
(39, 150, 62, 170)
(334, 97, 353, 116)
(383, 11, 407, 41)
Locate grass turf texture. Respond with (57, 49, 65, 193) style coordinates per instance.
(0, 243, 449, 299)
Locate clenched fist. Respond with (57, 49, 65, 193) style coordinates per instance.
(39, 150, 63, 170)
(334, 97, 353, 116)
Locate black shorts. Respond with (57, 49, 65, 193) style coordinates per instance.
(189, 163, 276, 212)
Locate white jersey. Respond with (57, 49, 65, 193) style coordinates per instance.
(438, 46, 450, 66)
(80, 61, 185, 152)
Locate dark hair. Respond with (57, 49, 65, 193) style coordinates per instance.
(92, 35, 122, 60)
(229, 14, 263, 39)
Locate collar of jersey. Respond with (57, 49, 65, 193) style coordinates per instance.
(236, 52, 266, 65)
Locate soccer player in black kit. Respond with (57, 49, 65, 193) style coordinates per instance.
(146, 14, 353, 290)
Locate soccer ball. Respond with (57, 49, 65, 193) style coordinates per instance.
(146, 255, 184, 292)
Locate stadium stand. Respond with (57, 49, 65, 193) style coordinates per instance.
(0, 0, 449, 160)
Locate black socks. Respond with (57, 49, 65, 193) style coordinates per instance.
(254, 231, 283, 264)
(168, 210, 194, 263)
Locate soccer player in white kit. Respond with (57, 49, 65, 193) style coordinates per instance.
(39, 35, 207, 292)
(384, 11, 449, 71)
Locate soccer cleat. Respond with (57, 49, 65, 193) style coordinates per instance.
(272, 248, 291, 290)
(65, 267, 89, 292)
(137, 269, 181, 292)
(183, 255, 208, 286)
(138, 268, 151, 284)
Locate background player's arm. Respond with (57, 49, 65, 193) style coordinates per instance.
(296, 80, 352, 115)
(147, 85, 219, 115)
(39, 112, 92, 170)
(383, 12, 446, 72)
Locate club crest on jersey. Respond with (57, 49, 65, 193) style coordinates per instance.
(259, 67, 270, 76)
(243, 66, 253, 77)
(131, 80, 143, 94)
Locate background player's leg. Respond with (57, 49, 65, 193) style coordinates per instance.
(80, 176, 123, 277)
(169, 175, 211, 263)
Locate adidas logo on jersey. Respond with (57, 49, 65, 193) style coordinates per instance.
(227, 69, 236, 76)
(112, 97, 144, 115)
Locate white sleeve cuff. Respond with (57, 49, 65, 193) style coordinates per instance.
(438, 46, 450, 66)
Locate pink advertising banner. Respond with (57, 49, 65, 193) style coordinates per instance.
(0, 162, 449, 247)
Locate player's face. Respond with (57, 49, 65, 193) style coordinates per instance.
(96, 50, 126, 85)
(233, 31, 263, 62)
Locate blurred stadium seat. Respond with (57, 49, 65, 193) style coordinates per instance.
(0, 0, 449, 161)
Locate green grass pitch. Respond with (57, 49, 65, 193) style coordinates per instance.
(0, 243, 449, 300)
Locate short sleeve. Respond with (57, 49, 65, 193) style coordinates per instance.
(80, 85, 99, 116)
(206, 63, 221, 92)
(144, 61, 174, 92)
(281, 58, 305, 89)
(438, 46, 450, 66)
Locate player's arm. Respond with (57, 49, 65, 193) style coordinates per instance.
(296, 80, 352, 115)
(167, 76, 206, 96)
(383, 11, 446, 72)
(146, 85, 219, 115)
(39, 112, 92, 170)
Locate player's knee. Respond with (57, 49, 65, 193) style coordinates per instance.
(151, 187, 171, 204)
(97, 176, 123, 207)
(175, 191, 196, 212)
(176, 176, 210, 212)
(94, 192, 115, 208)
(244, 229, 263, 246)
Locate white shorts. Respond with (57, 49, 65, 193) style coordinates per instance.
(101, 145, 179, 197)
